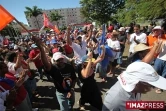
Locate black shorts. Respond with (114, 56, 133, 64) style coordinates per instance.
(112, 59, 118, 67)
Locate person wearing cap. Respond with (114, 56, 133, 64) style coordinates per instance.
(50, 39, 64, 55)
(129, 44, 151, 62)
(31, 37, 77, 111)
(117, 27, 127, 67)
(78, 46, 105, 110)
(147, 26, 166, 47)
(29, 44, 44, 80)
(66, 25, 93, 87)
(102, 62, 166, 111)
(128, 24, 147, 56)
(147, 26, 166, 94)
(129, 39, 163, 63)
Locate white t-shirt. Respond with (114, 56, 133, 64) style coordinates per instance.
(0, 86, 9, 111)
(71, 41, 87, 64)
(107, 39, 120, 59)
(129, 33, 147, 53)
(7, 62, 29, 81)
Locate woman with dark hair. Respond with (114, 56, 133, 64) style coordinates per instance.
(78, 45, 105, 110)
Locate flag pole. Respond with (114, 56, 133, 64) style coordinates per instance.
(14, 18, 32, 36)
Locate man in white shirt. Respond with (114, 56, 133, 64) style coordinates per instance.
(103, 62, 166, 111)
(66, 25, 92, 86)
(128, 24, 147, 55)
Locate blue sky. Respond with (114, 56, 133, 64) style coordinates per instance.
(0, 0, 80, 24)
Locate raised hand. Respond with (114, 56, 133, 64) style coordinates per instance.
(31, 36, 42, 47)
(67, 25, 72, 32)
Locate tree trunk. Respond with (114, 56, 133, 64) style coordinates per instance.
(35, 17, 40, 29)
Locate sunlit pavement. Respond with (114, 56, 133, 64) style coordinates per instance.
(34, 72, 166, 111)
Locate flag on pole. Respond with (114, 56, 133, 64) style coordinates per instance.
(98, 24, 106, 54)
(54, 25, 60, 34)
(43, 13, 60, 34)
(0, 5, 14, 30)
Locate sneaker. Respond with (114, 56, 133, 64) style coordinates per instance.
(32, 108, 39, 111)
(80, 106, 85, 110)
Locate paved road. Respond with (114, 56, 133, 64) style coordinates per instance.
(33, 44, 166, 111)
(33, 69, 166, 111)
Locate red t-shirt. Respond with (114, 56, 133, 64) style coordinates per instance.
(0, 72, 27, 107)
(29, 49, 43, 68)
(64, 44, 73, 54)
(21, 60, 31, 77)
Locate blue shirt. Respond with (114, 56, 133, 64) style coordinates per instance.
(99, 45, 113, 68)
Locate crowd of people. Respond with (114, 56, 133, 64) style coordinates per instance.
(0, 21, 166, 111)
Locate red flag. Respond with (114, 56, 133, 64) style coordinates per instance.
(43, 13, 60, 34)
(0, 5, 14, 30)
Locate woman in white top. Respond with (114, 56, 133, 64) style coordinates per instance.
(107, 31, 120, 77)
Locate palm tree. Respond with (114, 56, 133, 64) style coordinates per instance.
(25, 6, 42, 29)
(50, 11, 63, 28)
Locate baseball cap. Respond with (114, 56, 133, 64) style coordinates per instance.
(152, 26, 163, 31)
(52, 52, 64, 61)
(76, 36, 82, 40)
(118, 62, 166, 92)
(129, 44, 151, 58)
(31, 44, 38, 48)
(82, 55, 95, 63)
(118, 27, 125, 32)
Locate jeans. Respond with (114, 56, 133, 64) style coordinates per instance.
(56, 90, 75, 111)
(38, 66, 51, 80)
(37, 66, 43, 79)
(96, 63, 107, 78)
(117, 51, 123, 65)
(15, 94, 32, 111)
(24, 78, 36, 102)
(154, 58, 166, 77)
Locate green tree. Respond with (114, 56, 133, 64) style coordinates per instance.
(137, 0, 166, 20)
(0, 24, 19, 37)
(50, 11, 63, 28)
(80, 0, 125, 24)
(116, 0, 166, 25)
(25, 6, 42, 29)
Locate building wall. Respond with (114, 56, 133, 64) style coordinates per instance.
(25, 7, 84, 29)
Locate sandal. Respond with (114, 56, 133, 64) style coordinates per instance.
(107, 72, 113, 75)
(155, 89, 163, 94)
(80, 106, 85, 110)
(101, 78, 107, 83)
